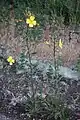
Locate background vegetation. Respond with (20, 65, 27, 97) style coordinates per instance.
(0, 0, 80, 120)
(0, 0, 80, 25)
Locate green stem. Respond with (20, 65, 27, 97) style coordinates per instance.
(53, 36, 57, 78)
(26, 38, 35, 96)
(25, 31, 35, 114)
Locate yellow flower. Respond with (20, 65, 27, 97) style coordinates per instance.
(7, 56, 15, 65)
(59, 39, 63, 49)
(26, 15, 37, 27)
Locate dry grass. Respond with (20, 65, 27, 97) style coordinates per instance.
(0, 25, 80, 67)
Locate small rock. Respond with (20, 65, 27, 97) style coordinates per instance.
(58, 66, 80, 80)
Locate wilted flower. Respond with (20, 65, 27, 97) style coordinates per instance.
(59, 39, 63, 49)
(7, 56, 15, 65)
(26, 15, 37, 27)
(45, 41, 50, 45)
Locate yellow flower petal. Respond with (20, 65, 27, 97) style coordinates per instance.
(26, 19, 30, 24)
(29, 24, 33, 27)
(7, 56, 12, 62)
(10, 62, 13, 65)
(7, 58, 9, 62)
(9, 56, 13, 59)
(12, 59, 15, 63)
(33, 20, 36, 25)
(30, 16, 35, 21)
